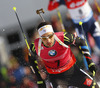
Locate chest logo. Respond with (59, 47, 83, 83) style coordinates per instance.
(48, 50, 57, 56)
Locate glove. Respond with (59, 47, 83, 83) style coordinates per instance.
(88, 63, 96, 74)
(37, 80, 46, 88)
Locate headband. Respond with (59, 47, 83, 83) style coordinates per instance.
(38, 25, 54, 36)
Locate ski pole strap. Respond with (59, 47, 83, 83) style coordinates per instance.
(54, 34, 69, 48)
(88, 63, 95, 68)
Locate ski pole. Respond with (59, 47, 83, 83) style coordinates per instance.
(13, 7, 35, 73)
(79, 22, 87, 42)
(56, 8, 66, 32)
(94, 0, 100, 13)
(79, 21, 90, 70)
(79, 22, 98, 88)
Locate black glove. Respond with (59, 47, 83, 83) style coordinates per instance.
(37, 80, 46, 88)
(88, 63, 96, 73)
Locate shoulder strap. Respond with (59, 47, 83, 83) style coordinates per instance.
(38, 39, 42, 56)
(54, 34, 69, 48)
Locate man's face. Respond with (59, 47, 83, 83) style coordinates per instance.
(41, 32, 54, 48)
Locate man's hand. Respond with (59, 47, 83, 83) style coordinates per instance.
(88, 63, 96, 73)
(37, 80, 46, 88)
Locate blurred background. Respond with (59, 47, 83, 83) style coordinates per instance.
(0, 0, 100, 88)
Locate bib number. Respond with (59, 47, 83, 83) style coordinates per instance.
(55, 60, 60, 67)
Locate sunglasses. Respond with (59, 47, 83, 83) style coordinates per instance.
(41, 33, 54, 40)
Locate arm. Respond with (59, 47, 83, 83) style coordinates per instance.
(64, 32, 96, 73)
(74, 36, 96, 73)
(48, 0, 60, 11)
(28, 41, 46, 88)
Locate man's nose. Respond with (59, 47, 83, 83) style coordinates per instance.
(47, 38, 51, 42)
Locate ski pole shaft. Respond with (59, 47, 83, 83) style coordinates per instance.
(13, 7, 30, 51)
(94, 0, 100, 13)
(56, 8, 66, 32)
(13, 7, 35, 73)
(79, 21, 89, 70)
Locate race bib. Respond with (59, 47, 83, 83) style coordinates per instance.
(68, 2, 93, 23)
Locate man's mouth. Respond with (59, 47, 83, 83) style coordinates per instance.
(47, 43, 51, 46)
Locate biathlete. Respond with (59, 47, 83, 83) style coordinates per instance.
(28, 21, 99, 88)
(48, 0, 100, 70)
(48, 0, 100, 49)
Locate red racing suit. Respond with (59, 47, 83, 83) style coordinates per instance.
(28, 32, 94, 86)
(34, 32, 76, 74)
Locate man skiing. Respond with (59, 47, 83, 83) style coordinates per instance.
(28, 21, 99, 88)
